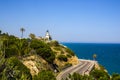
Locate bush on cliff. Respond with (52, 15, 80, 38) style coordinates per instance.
(0, 57, 32, 80)
(65, 48, 75, 56)
(111, 73, 120, 80)
(57, 54, 68, 62)
(33, 70, 56, 80)
(30, 40, 55, 63)
(90, 69, 110, 80)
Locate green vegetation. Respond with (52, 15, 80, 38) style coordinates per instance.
(66, 54, 72, 58)
(1, 30, 120, 80)
(53, 47, 61, 51)
(20, 27, 25, 38)
(111, 73, 120, 80)
(66, 68, 120, 80)
(48, 40, 59, 46)
(29, 33, 36, 39)
(60, 50, 64, 54)
(57, 54, 68, 62)
(0, 30, 56, 80)
(67, 69, 109, 80)
(65, 48, 75, 56)
(93, 53, 97, 61)
(68, 73, 92, 80)
(30, 39, 55, 63)
(33, 70, 56, 80)
(90, 69, 110, 80)
(61, 63, 72, 70)
(0, 57, 32, 80)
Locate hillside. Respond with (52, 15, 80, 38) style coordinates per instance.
(0, 31, 120, 80)
(21, 41, 79, 75)
(20, 40, 79, 76)
(49, 41, 79, 69)
(0, 32, 79, 80)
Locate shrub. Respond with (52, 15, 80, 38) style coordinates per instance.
(57, 54, 68, 62)
(30, 40, 45, 49)
(90, 69, 110, 80)
(49, 40, 59, 46)
(60, 51, 64, 54)
(65, 48, 75, 56)
(1, 57, 32, 80)
(30, 40, 55, 63)
(111, 73, 120, 80)
(66, 54, 72, 58)
(68, 73, 92, 80)
(53, 47, 61, 51)
(36, 47, 55, 63)
(61, 63, 72, 70)
(33, 70, 56, 80)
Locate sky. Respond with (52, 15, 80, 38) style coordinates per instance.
(0, 0, 120, 43)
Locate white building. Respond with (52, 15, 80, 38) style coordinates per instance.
(45, 30, 52, 41)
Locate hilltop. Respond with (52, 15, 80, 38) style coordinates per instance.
(21, 40, 79, 76)
(0, 31, 79, 79)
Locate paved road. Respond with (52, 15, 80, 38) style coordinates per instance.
(56, 59, 95, 80)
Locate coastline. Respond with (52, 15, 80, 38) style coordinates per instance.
(62, 43, 120, 74)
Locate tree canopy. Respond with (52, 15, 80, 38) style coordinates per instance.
(0, 57, 32, 80)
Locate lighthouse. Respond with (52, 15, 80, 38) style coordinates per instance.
(45, 30, 52, 41)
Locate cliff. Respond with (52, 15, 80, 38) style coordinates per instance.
(20, 40, 79, 76)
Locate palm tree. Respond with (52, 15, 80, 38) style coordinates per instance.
(0, 30, 2, 34)
(20, 27, 25, 39)
(93, 54, 97, 61)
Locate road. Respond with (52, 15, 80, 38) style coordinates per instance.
(56, 59, 95, 80)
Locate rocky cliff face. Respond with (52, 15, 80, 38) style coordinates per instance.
(21, 55, 48, 76)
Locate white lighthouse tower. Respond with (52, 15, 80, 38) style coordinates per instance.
(45, 30, 52, 41)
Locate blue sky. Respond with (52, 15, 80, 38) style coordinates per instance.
(0, 0, 120, 43)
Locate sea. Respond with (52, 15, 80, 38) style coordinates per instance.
(62, 43, 120, 75)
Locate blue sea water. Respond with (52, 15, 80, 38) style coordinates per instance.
(62, 43, 120, 75)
